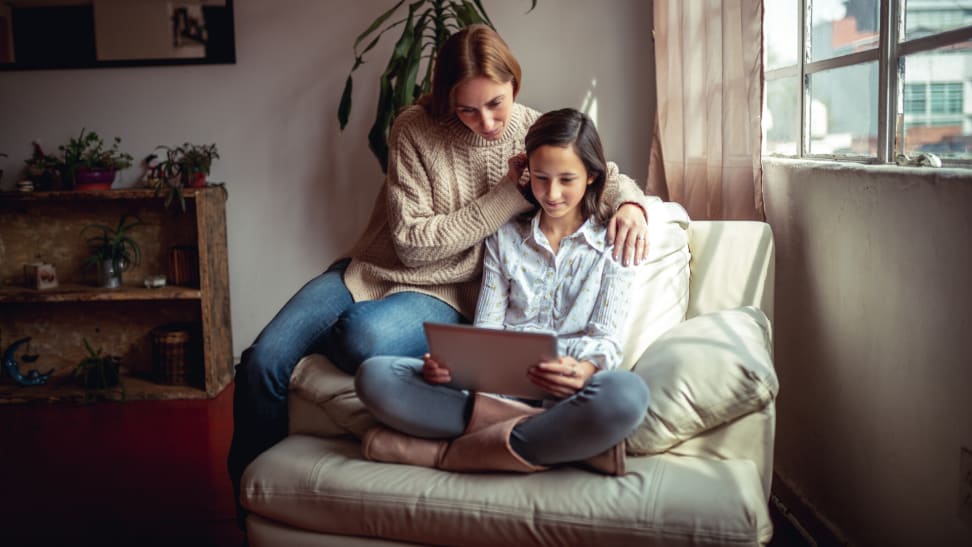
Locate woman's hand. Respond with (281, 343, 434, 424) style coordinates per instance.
(528, 356, 596, 399)
(422, 353, 451, 384)
(607, 203, 649, 266)
(506, 152, 529, 192)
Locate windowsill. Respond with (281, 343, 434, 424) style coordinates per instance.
(762, 156, 972, 182)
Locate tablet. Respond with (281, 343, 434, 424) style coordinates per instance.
(423, 322, 558, 400)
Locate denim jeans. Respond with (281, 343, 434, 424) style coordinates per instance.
(227, 259, 463, 516)
(355, 356, 649, 465)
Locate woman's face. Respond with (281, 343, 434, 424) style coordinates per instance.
(453, 77, 514, 141)
(528, 144, 593, 225)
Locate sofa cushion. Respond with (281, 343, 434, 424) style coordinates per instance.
(242, 435, 773, 546)
(617, 199, 691, 371)
(289, 354, 376, 439)
(628, 306, 778, 455)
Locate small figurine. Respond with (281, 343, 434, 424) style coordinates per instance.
(2, 337, 54, 386)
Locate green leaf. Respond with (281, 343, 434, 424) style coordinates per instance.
(353, 0, 407, 51)
(338, 75, 353, 128)
(470, 0, 495, 26)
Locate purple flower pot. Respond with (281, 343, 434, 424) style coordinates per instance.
(75, 168, 117, 191)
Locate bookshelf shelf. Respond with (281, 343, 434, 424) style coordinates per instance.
(0, 187, 232, 404)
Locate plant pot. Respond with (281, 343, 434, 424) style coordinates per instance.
(97, 259, 122, 289)
(75, 167, 117, 191)
(76, 361, 121, 389)
(188, 171, 207, 188)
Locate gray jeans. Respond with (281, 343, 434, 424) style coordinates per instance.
(355, 356, 650, 465)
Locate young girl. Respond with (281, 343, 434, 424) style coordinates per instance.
(354, 109, 649, 475)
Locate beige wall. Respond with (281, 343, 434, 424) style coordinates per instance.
(764, 158, 972, 546)
(0, 0, 654, 358)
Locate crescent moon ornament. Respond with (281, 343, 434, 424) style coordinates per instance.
(2, 337, 54, 386)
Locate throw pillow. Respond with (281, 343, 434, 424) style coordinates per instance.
(627, 306, 779, 455)
(617, 199, 691, 371)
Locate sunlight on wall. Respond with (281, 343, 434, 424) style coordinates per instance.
(580, 78, 599, 127)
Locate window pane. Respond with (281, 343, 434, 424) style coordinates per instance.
(901, 42, 972, 159)
(903, 0, 972, 42)
(810, 0, 879, 61)
(808, 63, 878, 156)
(764, 77, 801, 155)
(765, 0, 799, 69)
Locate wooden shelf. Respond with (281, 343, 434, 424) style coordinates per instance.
(0, 187, 214, 201)
(0, 374, 212, 405)
(0, 283, 201, 303)
(0, 185, 233, 404)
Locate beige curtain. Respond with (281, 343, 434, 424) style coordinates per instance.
(648, 0, 765, 221)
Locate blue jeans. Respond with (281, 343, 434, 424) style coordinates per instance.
(355, 356, 649, 465)
(227, 259, 463, 514)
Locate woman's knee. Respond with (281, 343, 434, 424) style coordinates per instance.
(237, 344, 292, 400)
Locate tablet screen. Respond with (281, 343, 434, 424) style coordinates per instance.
(423, 322, 558, 400)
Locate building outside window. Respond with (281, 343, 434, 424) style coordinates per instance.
(763, 0, 972, 164)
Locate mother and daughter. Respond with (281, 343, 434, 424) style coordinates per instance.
(228, 23, 653, 500)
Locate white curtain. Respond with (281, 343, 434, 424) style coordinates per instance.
(648, 0, 765, 221)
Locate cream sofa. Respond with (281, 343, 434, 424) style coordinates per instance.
(241, 219, 779, 546)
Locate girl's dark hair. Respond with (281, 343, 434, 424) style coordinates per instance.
(419, 24, 522, 119)
(523, 108, 608, 225)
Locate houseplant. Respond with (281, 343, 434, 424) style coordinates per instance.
(145, 142, 220, 211)
(73, 337, 125, 399)
(81, 214, 143, 288)
(337, 0, 536, 172)
(58, 128, 134, 191)
(22, 142, 63, 191)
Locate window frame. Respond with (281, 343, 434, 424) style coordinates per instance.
(763, 0, 972, 167)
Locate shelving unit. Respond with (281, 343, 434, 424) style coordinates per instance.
(0, 187, 232, 403)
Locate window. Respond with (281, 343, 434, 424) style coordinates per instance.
(763, 0, 972, 164)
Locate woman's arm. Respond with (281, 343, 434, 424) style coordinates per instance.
(601, 162, 651, 265)
(385, 110, 532, 268)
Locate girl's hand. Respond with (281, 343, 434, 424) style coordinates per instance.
(422, 353, 451, 384)
(528, 356, 596, 399)
(607, 203, 649, 266)
(506, 152, 529, 190)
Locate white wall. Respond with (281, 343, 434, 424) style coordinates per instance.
(0, 0, 654, 359)
(764, 158, 972, 546)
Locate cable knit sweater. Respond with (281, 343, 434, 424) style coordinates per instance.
(343, 102, 649, 319)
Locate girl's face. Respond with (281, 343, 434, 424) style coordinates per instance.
(528, 144, 593, 225)
(453, 77, 514, 141)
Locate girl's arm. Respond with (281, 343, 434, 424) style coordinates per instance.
(472, 233, 509, 329)
(385, 109, 533, 268)
(528, 254, 637, 399)
(560, 254, 638, 371)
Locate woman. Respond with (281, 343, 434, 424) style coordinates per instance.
(228, 24, 651, 507)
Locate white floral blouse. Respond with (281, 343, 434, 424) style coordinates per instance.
(474, 212, 637, 370)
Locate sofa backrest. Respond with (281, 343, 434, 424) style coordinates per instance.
(686, 221, 775, 322)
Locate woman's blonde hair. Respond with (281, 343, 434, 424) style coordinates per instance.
(420, 24, 522, 119)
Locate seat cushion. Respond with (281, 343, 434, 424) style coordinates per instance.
(628, 306, 778, 455)
(243, 435, 772, 547)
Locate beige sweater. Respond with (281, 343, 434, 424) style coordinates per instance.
(343, 102, 649, 319)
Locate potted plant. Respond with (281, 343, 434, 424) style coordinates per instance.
(81, 214, 143, 288)
(59, 128, 134, 191)
(145, 142, 220, 211)
(22, 141, 63, 191)
(337, 0, 536, 172)
(73, 337, 125, 399)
